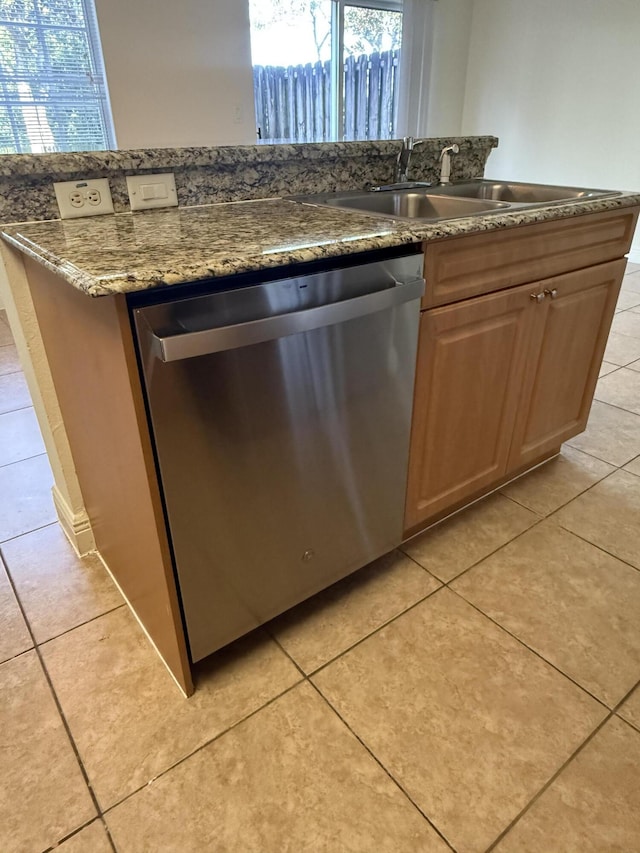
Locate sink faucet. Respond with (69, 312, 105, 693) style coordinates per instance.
(439, 144, 460, 184)
(396, 136, 424, 183)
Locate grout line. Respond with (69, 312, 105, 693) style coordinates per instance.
(306, 583, 444, 679)
(484, 675, 640, 852)
(592, 397, 640, 419)
(42, 815, 118, 853)
(0, 403, 33, 416)
(0, 451, 49, 471)
(100, 678, 304, 817)
(1, 564, 106, 834)
(548, 519, 640, 575)
(307, 678, 458, 853)
(446, 586, 610, 711)
(0, 447, 47, 467)
(502, 461, 618, 521)
(431, 514, 547, 588)
(0, 520, 57, 548)
(615, 712, 640, 737)
(0, 646, 34, 667)
(33, 603, 128, 649)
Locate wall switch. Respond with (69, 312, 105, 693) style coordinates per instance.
(53, 178, 114, 219)
(126, 173, 178, 211)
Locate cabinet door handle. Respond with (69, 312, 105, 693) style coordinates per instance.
(530, 292, 546, 303)
(544, 288, 558, 299)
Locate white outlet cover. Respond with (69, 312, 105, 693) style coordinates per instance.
(126, 173, 178, 211)
(53, 178, 114, 219)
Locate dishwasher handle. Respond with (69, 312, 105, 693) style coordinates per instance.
(141, 277, 425, 363)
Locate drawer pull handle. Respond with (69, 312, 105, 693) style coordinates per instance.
(544, 288, 558, 299)
(530, 292, 546, 303)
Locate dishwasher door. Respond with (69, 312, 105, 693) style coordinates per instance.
(134, 254, 424, 662)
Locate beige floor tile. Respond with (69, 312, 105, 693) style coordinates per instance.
(0, 651, 96, 853)
(552, 469, 640, 571)
(625, 261, 640, 275)
(0, 557, 32, 664)
(602, 330, 640, 365)
(313, 589, 605, 853)
(0, 319, 12, 347)
(106, 682, 448, 853)
(452, 522, 640, 707)
(500, 445, 614, 517)
(494, 717, 640, 853)
(0, 370, 31, 415)
(622, 272, 640, 294)
(598, 360, 618, 377)
(618, 685, 640, 732)
(0, 407, 45, 467)
(629, 358, 640, 372)
(56, 819, 113, 853)
(595, 366, 640, 415)
(0, 453, 55, 542)
(616, 290, 640, 312)
(41, 606, 302, 809)
(270, 550, 440, 673)
(611, 310, 640, 340)
(2, 524, 123, 644)
(624, 455, 640, 476)
(0, 343, 21, 375)
(567, 400, 640, 466)
(401, 493, 538, 583)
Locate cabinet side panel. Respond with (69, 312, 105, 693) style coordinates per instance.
(24, 259, 193, 696)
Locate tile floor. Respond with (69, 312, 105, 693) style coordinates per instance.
(2, 264, 640, 853)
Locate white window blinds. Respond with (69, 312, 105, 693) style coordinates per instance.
(0, 0, 114, 154)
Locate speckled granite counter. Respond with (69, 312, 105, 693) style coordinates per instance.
(3, 192, 640, 297)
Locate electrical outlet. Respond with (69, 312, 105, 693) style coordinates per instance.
(126, 173, 178, 211)
(53, 178, 114, 219)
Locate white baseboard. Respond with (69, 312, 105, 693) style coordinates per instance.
(52, 485, 95, 556)
(627, 249, 640, 265)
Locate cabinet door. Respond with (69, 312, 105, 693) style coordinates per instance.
(507, 259, 625, 471)
(404, 283, 536, 534)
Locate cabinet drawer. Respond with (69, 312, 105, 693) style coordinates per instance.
(423, 207, 638, 309)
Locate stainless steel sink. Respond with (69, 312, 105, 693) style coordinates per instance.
(290, 180, 621, 223)
(293, 190, 510, 221)
(427, 180, 620, 205)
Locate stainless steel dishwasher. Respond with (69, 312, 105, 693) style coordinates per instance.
(133, 252, 425, 662)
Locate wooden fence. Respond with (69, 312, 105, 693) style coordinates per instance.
(253, 49, 400, 143)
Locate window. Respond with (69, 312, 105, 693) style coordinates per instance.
(0, 0, 114, 154)
(249, 0, 402, 143)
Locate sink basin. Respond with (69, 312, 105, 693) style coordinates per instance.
(294, 190, 509, 221)
(290, 180, 621, 224)
(427, 180, 620, 205)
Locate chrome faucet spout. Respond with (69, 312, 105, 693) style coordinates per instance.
(396, 136, 424, 183)
(438, 143, 460, 185)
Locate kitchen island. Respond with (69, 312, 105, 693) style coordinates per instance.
(2, 154, 639, 695)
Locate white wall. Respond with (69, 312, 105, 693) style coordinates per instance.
(94, 0, 256, 149)
(461, 0, 640, 258)
(425, 0, 474, 136)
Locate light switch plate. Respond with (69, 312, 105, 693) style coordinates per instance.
(53, 178, 114, 219)
(126, 172, 178, 211)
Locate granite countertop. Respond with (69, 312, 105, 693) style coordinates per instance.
(2, 193, 640, 297)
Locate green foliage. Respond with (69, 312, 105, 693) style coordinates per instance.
(248, 0, 401, 62)
(0, 0, 107, 152)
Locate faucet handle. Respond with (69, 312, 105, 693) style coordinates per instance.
(402, 136, 424, 150)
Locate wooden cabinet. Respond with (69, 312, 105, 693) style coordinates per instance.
(508, 260, 625, 470)
(404, 283, 535, 530)
(404, 208, 637, 538)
